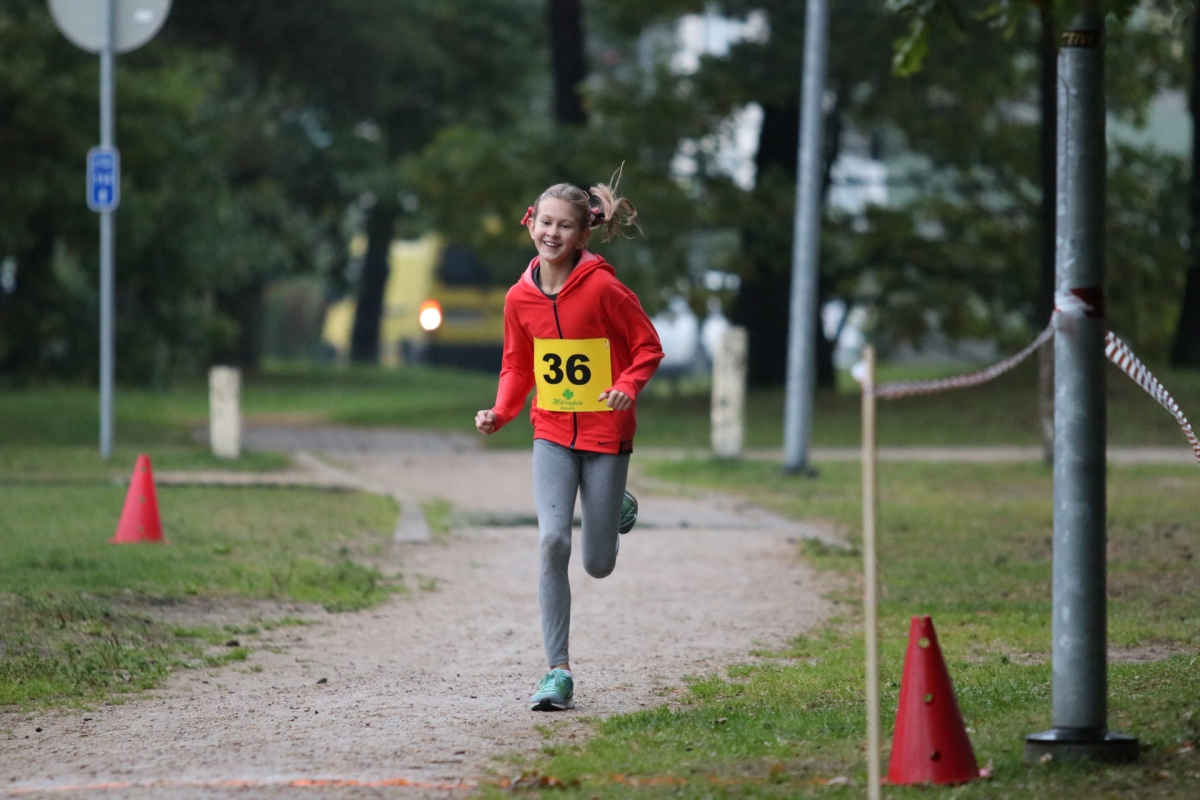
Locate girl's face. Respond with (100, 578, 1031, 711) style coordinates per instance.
(528, 197, 589, 269)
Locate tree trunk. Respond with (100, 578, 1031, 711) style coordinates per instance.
(234, 280, 265, 373)
(736, 102, 798, 387)
(0, 233, 54, 381)
(815, 279, 837, 389)
(350, 200, 396, 364)
(1171, 5, 1200, 369)
(547, 0, 588, 125)
(816, 93, 842, 390)
(1038, 1, 1057, 462)
(211, 279, 265, 372)
(1174, 271, 1200, 367)
(734, 98, 839, 389)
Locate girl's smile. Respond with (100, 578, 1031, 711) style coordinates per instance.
(529, 197, 590, 270)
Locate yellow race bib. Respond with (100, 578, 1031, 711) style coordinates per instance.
(533, 337, 613, 412)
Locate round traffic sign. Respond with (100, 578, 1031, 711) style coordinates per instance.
(48, 0, 171, 54)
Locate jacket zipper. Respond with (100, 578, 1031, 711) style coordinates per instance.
(550, 298, 579, 450)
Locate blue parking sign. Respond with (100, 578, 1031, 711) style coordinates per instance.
(87, 146, 120, 212)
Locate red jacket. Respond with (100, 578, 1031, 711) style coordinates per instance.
(490, 251, 664, 454)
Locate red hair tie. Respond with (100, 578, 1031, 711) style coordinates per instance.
(520, 205, 535, 226)
(589, 207, 605, 227)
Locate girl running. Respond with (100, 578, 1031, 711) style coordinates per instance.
(474, 174, 664, 711)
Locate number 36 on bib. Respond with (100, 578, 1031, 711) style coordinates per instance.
(533, 338, 614, 412)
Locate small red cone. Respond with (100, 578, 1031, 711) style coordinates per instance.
(886, 616, 978, 785)
(110, 454, 165, 544)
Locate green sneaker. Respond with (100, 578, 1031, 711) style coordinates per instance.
(531, 668, 575, 711)
(618, 490, 638, 534)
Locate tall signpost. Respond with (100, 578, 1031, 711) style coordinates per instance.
(782, 0, 829, 475)
(1024, 5, 1137, 763)
(48, 0, 171, 459)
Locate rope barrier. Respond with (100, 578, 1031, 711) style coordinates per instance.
(853, 317, 1200, 467)
(1104, 331, 1200, 466)
(866, 323, 1054, 401)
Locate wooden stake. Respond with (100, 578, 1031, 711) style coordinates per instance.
(861, 345, 882, 799)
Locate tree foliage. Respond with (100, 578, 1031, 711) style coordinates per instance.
(679, 0, 1187, 374)
(873, 0, 1190, 361)
(886, 0, 1151, 76)
(398, 4, 717, 305)
(0, 0, 544, 383)
(2, 0, 1190, 385)
(0, 2, 331, 381)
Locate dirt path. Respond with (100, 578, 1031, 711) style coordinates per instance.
(2, 433, 835, 799)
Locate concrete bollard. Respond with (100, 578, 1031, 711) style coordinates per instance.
(209, 366, 241, 459)
(711, 326, 748, 458)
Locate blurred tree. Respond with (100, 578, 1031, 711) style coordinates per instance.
(691, 0, 1045, 383)
(166, 0, 545, 366)
(349, 196, 398, 364)
(0, 0, 546, 382)
(1036, 0, 1058, 461)
(691, 0, 1187, 391)
(1172, 3, 1200, 368)
(0, 2, 331, 383)
(167, 1, 543, 158)
(549, 0, 590, 124)
(399, 3, 709, 301)
(887, 0, 1188, 363)
(372, 0, 1188, 388)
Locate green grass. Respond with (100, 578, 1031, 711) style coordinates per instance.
(0, 484, 400, 605)
(0, 365, 535, 452)
(0, 483, 401, 707)
(4, 358, 1200, 464)
(640, 358, 1200, 449)
(0, 594, 262, 707)
(495, 459, 1200, 799)
(0, 446, 289, 483)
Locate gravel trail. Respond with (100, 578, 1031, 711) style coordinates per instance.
(2, 431, 834, 799)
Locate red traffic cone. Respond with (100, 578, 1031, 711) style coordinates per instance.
(110, 454, 165, 544)
(886, 616, 978, 785)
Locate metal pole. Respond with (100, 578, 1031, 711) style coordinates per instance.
(860, 344, 881, 800)
(782, 0, 829, 474)
(1050, 4, 1107, 736)
(99, 0, 115, 459)
(1025, 5, 1137, 763)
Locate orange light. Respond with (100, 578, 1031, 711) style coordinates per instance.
(418, 299, 443, 332)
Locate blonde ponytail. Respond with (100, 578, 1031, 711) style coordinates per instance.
(587, 164, 641, 243)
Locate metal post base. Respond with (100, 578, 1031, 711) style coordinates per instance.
(1024, 728, 1139, 763)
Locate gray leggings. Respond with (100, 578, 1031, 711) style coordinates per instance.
(533, 438, 630, 667)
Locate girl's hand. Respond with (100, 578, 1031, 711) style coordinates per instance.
(475, 409, 498, 435)
(598, 389, 632, 411)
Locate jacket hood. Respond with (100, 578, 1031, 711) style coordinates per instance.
(518, 250, 614, 298)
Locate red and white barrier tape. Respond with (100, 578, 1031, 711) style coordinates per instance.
(853, 313, 1200, 466)
(866, 323, 1054, 401)
(1104, 331, 1200, 465)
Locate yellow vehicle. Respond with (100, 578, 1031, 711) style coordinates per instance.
(323, 234, 508, 370)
